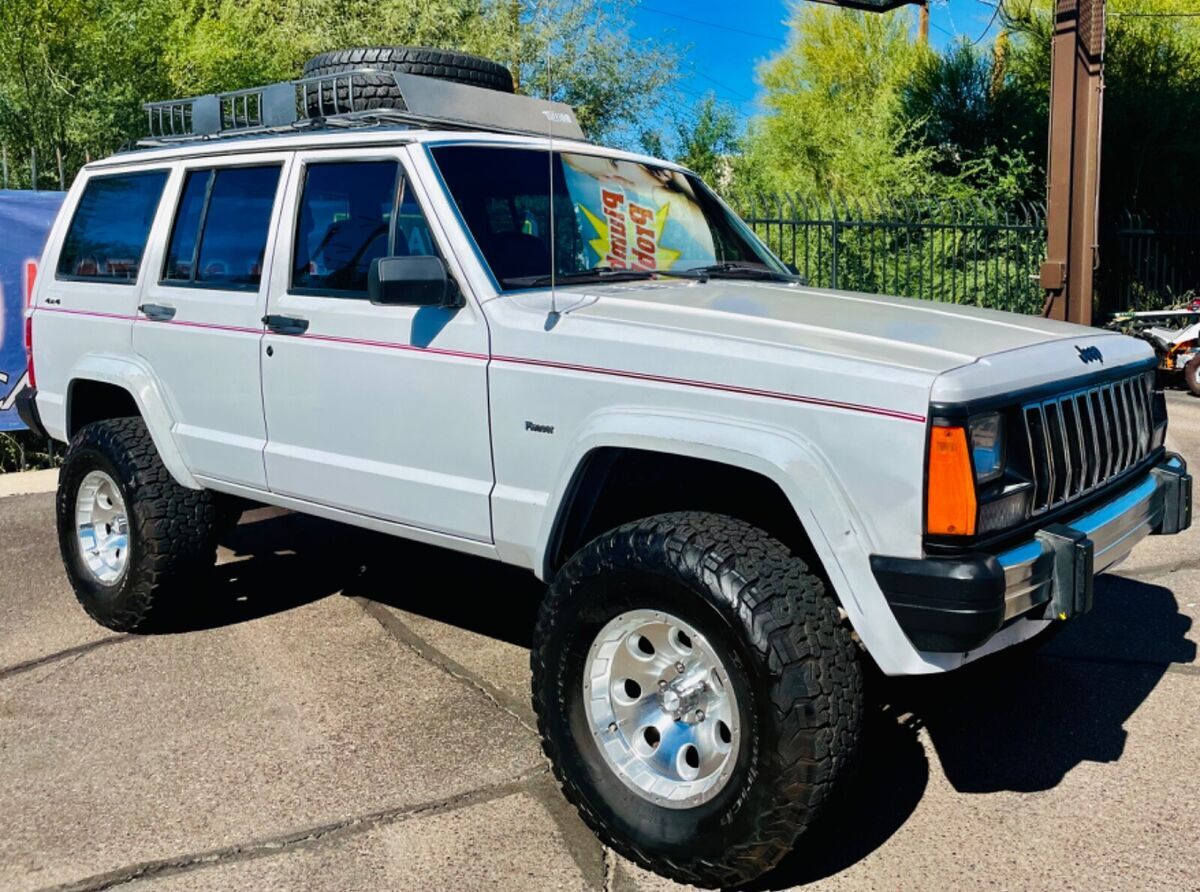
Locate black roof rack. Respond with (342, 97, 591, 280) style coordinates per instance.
(138, 69, 585, 147)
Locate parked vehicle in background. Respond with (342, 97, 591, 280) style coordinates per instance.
(17, 47, 1193, 889)
(1106, 297, 1200, 394)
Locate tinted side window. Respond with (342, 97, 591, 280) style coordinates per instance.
(57, 170, 169, 283)
(292, 161, 399, 296)
(163, 165, 280, 290)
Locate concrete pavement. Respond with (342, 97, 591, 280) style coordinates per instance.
(1, 393, 1198, 890)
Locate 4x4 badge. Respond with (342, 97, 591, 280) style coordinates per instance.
(1076, 345, 1103, 364)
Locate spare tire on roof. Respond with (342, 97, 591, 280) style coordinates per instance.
(301, 46, 515, 118)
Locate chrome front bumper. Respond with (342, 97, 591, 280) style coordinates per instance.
(998, 453, 1191, 622)
(871, 453, 1191, 653)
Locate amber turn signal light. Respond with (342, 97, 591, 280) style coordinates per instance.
(926, 425, 977, 536)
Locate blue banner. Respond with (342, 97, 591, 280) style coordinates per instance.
(0, 190, 64, 430)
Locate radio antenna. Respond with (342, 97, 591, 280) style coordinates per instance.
(542, 18, 559, 321)
(544, 21, 558, 319)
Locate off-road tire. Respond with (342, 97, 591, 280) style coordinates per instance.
(301, 46, 514, 118)
(56, 417, 219, 632)
(531, 512, 863, 888)
(1184, 354, 1200, 397)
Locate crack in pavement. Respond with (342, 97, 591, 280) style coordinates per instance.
(352, 596, 538, 733)
(0, 635, 131, 683)
(41, 768, 549, 892)
(353, 597, 618, 888)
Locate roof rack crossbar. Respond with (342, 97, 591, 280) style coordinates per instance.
(138, 69, 584, 147)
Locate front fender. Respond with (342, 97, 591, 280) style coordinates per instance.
(66, 353, 200, 490)
(517, 407, 922, 672)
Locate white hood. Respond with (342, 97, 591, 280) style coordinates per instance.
(558, 279, 1138, 377)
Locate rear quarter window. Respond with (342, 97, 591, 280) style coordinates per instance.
(56, 170, 169, 283)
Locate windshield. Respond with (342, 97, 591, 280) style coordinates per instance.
(430, 145, 792, 289)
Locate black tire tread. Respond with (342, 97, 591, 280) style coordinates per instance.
(57, 417, 218, 632)
(300, 46, 514, 117)
(531, 512, 863, 888)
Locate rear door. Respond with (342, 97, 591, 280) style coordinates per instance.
(258, 147, 494, 541)
(134, 153, 291, 489)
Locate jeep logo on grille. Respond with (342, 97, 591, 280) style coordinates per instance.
(1076, 345, 1104, 364)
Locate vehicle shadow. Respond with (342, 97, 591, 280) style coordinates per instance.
(154, 509, 374, 633)
(155, 512, 1196, 889)
(754, 573, 1194, 889)
(160, 508, 546, 641)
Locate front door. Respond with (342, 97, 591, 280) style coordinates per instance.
(134, 153, 291, 489)
(259, 148, 493, 541)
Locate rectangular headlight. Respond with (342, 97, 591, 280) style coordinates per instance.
(969, 412, 1005, 484)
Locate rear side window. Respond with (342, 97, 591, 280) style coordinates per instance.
(57, 170, 169, 283)
(292, 161, 400, 296)
(164, 165, 281, 290)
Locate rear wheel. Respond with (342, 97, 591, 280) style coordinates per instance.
(56, 417, 219, 632)
(532, 512, 862, 888)
(1184, 354, 1200, 396)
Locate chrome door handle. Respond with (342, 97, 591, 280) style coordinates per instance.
(139, 303, 176, 321)
(262, 314, 309, 335)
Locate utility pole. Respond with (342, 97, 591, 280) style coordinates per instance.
(1040, 0, 1105, 326)
(918, 0, 929, 43)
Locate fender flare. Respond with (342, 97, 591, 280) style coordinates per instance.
(532, 407, 907, 657)
(67, 353, 201, 490)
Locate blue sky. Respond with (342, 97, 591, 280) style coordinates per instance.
(628, 0, 1004, 125)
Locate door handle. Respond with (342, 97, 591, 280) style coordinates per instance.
(262, 314, 309, 335)
(139, 303, 177, 321)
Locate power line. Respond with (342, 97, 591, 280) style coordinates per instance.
(637, 5, 783, 42)
(1109, 9, 1200, 16)
(969, 0, 1004, 45)
(695, 71, 753, 102)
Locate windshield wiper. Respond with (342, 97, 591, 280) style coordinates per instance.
(502, 267, 658, 288)
(677, 263, 800, 283)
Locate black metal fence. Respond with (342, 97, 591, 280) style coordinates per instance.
(1099, 210, 1200, 314)
(734, 195, 1200, 317)
(0, 144, 71, 192)
(733, 195, 1049, 315)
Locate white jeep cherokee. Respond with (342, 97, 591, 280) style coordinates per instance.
(16, 48, 1193, 888)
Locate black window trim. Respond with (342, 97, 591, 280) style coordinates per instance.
(159, 161, 284, 294)
(286, 156, 407, 301)
(54, 168, 171, 286)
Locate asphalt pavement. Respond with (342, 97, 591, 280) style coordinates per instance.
(1, 393, 1198, 891)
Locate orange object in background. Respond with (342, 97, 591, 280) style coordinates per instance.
(926, 425, 977, 535)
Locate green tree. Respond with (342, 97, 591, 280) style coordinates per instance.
(675, 94, 740, 186)
(900, 36, 1042, 203)
(1003, 0, 1200, 213)
(0, 0, 174, 185)
(639, 93, 741, 186)
(740, 5, 937, 201)
(0, 0, 677, 185)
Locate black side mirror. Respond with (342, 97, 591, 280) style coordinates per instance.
(368, 256, 462, 307)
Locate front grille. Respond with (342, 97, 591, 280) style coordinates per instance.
(1022, 371, 1155, 514)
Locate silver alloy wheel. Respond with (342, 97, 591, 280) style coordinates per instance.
(584, 609, 741, 809)
(74, 470, 131, 585)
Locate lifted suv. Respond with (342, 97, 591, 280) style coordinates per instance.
(18, 47, 1192, 889)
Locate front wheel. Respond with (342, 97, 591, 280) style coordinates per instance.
(531, 513, 862, 888)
